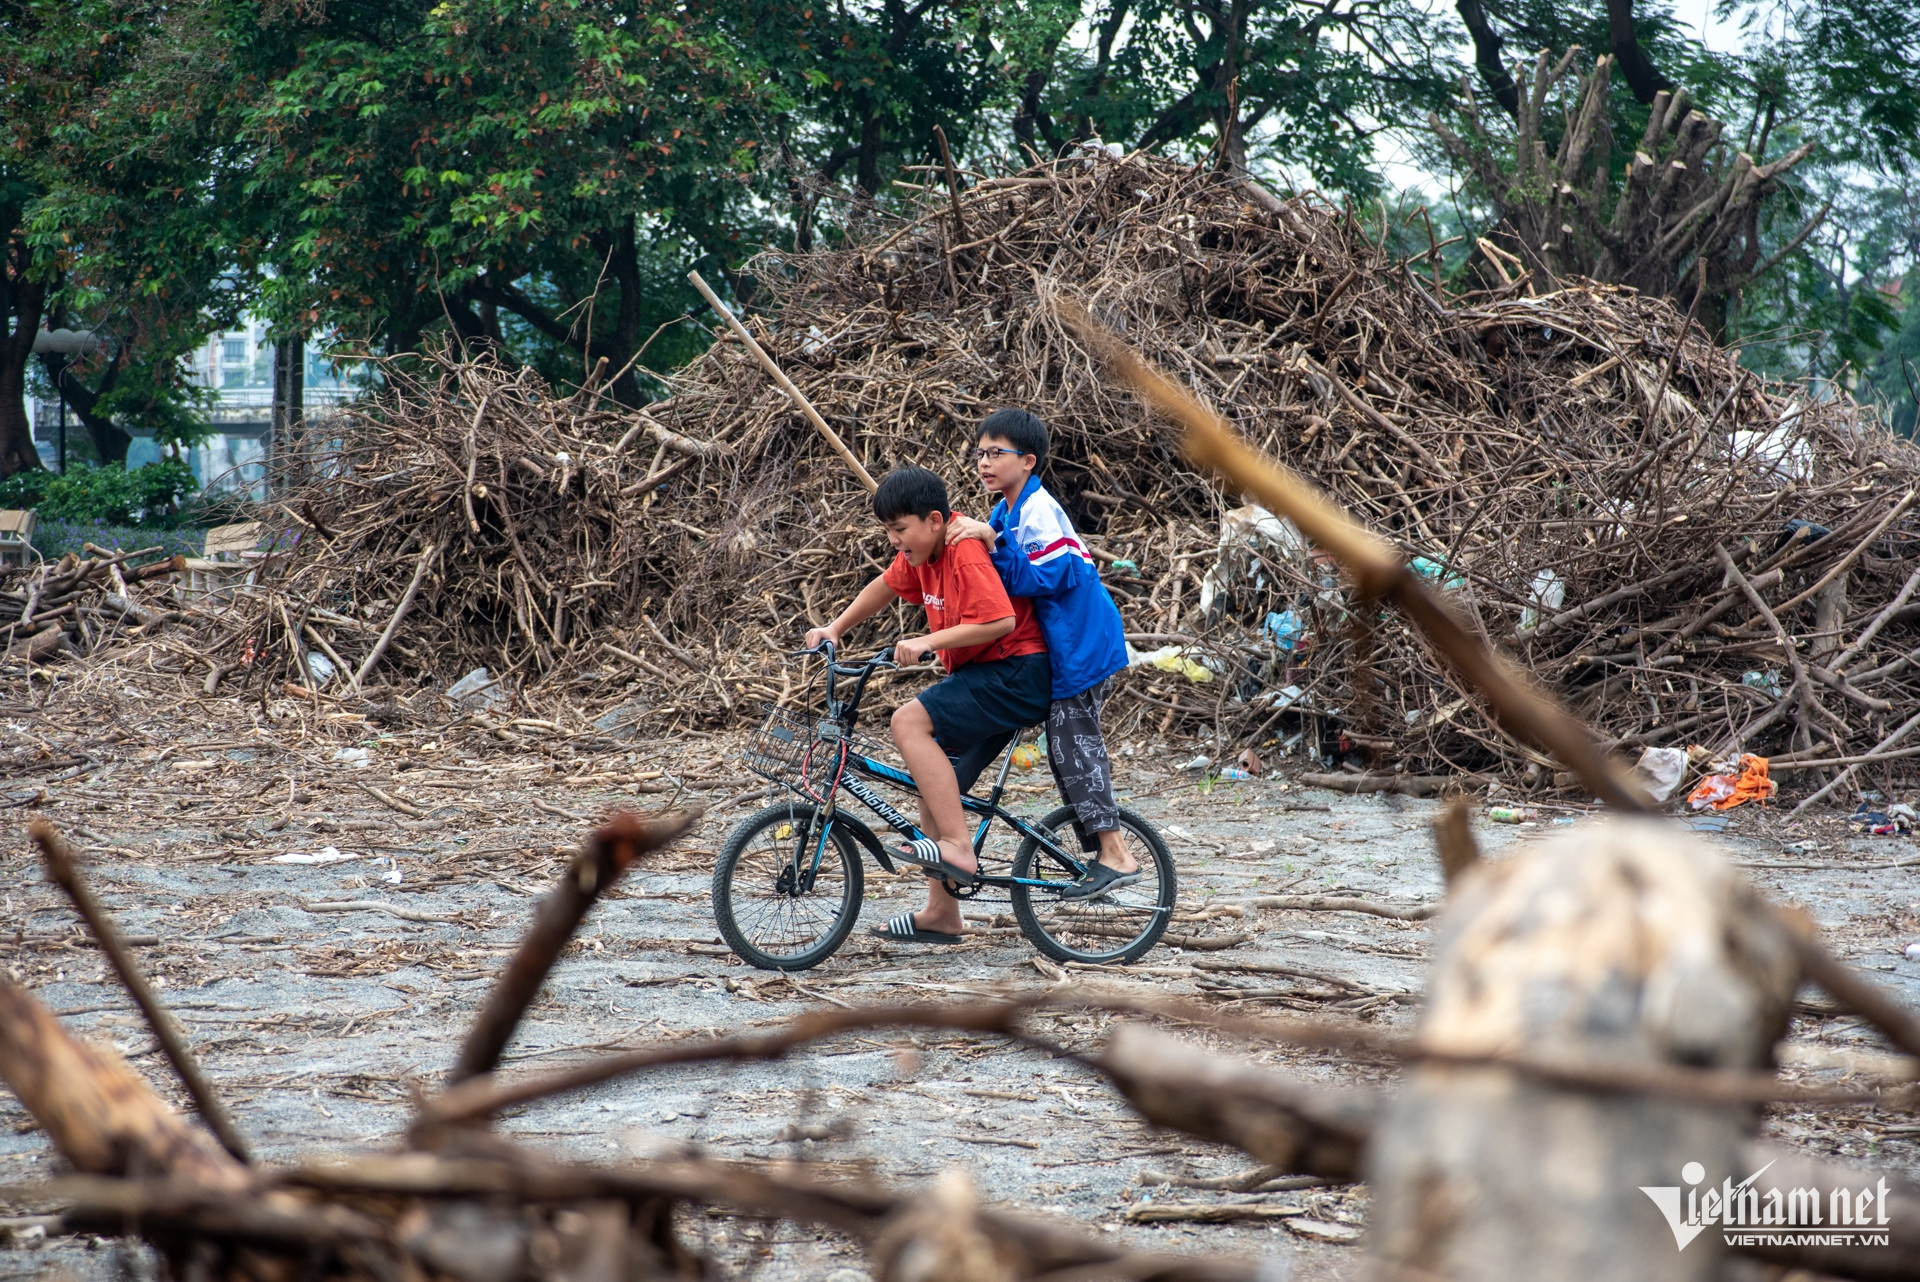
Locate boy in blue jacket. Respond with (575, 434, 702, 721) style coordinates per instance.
(947, 408, 1139, 899)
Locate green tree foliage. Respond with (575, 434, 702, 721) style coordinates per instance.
(223, 0, 777, 405)
(0, 457, 197, 525)
(1, 0, 239, 476)
(7, 0, 1919, 471)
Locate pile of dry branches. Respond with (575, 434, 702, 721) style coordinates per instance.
(648, 148, 1920, 787)
(198, 352, 748, 708)
(198, 148, 1920, 788)
(0, 546, 185, 666)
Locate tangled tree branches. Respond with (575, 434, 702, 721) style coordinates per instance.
(186, 149, 1920, 793)
(1430, 51, 1822, 333)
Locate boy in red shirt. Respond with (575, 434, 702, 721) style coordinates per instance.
(805, 466, 1050, 943)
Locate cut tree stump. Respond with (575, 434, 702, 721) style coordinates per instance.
(1367, 819, 1801, 1281)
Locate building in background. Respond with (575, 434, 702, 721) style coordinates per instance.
(31, 319, 361, 495)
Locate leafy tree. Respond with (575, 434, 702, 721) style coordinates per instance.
(1, 0, 238, 477)
(997, 0, 1452, 193)
(224, 0, 778, 407)
(1420, 0, 1920, 382)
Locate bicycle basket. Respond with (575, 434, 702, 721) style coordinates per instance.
(742, 704, 893, 783)
(743, 704, 817, 781)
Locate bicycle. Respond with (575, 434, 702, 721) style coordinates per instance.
(711, 640, 1176, 971)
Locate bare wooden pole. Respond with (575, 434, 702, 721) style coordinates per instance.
(351, 539, 437, 692)
(687, 270, 879, 493)
(31, 821, 252, 1164)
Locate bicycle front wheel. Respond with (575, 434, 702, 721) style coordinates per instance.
(712, 801, 865, 971)
(1010, 805, 1176, 965)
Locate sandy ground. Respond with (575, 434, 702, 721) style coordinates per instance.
(4, 669, 1920, 1280)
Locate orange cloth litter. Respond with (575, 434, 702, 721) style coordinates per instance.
(1687, 754, 1775, 811)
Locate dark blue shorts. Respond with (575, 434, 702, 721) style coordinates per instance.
(915, 652, 1052, 794)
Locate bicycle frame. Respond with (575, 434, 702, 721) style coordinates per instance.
(772, 642, 1092, 895)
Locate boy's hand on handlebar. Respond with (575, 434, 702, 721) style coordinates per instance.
(894, 636, 938, 666)
(944, 513, 998, 551)
(803, 626, 839, 651)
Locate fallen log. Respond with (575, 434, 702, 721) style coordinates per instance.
(1238, 894, 1441, 922)
(1298, 772, 1470, 796)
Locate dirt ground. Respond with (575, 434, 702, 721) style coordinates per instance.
(4, 664, 1919, 1280)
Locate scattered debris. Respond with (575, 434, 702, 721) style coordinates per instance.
(1687, 753, 1776, 811)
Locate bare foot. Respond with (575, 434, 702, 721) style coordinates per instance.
(1095, 831, 1139, 875)
(937, 838, 977, 874)
(904, 907, 964, 936)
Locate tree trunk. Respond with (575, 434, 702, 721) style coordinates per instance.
(1456, 0, 1520, 116)
(1606, 0, 1674, 104)
(41, 349, 133, 466)
(606, 215, 644, 407)
(271, 332, 305, 495)
(0, 221, 47, 479)
(0, 348, 43, 478)
(855, 105, 885, 203)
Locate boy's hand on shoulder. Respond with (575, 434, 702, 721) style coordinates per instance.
(944, 513, 998, 551)
(894, 636, 937, 666)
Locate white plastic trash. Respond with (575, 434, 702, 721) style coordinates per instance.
(1633, 746, 1690, 803)
(305, 651, 336, 686)
(1519, 569, 1567, 631)
(446, 666, 504, 710)
(271, 847, 355, 866)
(1198, 505, 1308, 619)
(332, 746, 371, 769)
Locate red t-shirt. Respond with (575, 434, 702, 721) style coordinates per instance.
(883, 532, 1046, 673)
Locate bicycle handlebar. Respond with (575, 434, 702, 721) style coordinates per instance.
(793, 637, 935, 721)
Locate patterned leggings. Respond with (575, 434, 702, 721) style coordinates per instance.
(1047, 678, 1120, 851)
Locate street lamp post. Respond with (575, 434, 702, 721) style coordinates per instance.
(32, 327, 103, 473)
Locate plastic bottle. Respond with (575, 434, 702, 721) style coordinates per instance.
(1487, 807, 1537, 824)
(1217, 767, 1253, 781)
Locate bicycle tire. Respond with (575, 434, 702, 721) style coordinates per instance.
(712, 801, 865, 971)
(1009, 805, 1176, 965)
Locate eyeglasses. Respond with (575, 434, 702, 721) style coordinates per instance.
(973, 447, 1028, 462)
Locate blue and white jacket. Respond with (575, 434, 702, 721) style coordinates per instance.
(987, 476, 1129, 700)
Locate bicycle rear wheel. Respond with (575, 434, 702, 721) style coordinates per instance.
(712, 801, 864, 971)
(1010, 805, 1175, 965)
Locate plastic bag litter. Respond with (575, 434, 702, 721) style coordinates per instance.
(1264, 608, 1303, 652)
(1410, 556, 1465, 590)
(305, 651, 336, 686)
(1518, 568, 1567, 632)
(1687, 754, 1775, 811)
(1198, 505, 1308, 619)
(1633, 746, 1690, 803)
(331, 746, 371, 769)
(447, 666, 505, 710)
(271, 847, 355, 866)
(1136, 645, 1215, 684)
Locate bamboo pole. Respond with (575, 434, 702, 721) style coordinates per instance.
(687, 270, 879, 493)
